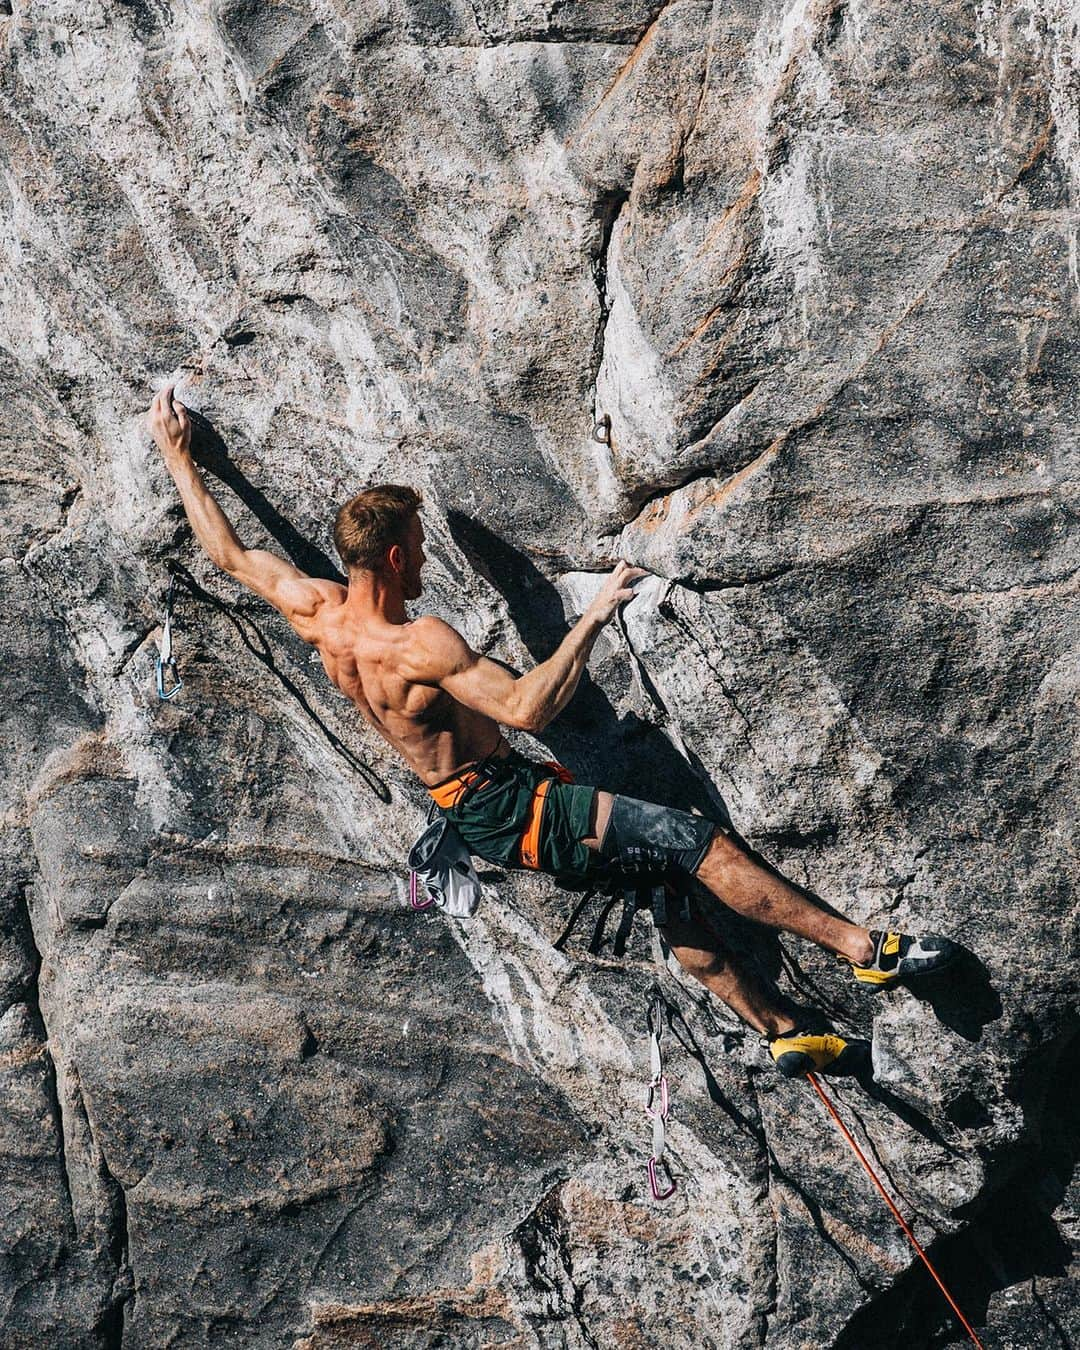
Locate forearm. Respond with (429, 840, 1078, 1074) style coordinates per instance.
(516, 609, 607, 730)
(162, 449, 245, 568)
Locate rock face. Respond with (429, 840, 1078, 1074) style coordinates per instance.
(1, 0, 1078, 1345)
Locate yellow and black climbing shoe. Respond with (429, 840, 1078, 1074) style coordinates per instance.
(847, 930, 960, 990)
(766, 1025, 870, 1080)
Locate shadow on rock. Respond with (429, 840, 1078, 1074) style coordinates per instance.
(662, 995, 765, 1147)
(187, 410, 346, 584)
(832, 1028, 1079, 1349)
(852, 1077, 959, 1153)
(164, 562, 390, 802)
(906, 946, 1003, 1043)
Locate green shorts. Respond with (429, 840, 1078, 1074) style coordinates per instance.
(435, 749, 598, 883)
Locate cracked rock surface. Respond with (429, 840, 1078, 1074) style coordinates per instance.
(1, 0, 1078, 1346)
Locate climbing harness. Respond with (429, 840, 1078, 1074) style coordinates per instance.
(645, 990, 676, 1201)
(592, 413, 611, 444)
(427, 756, 574, 873)
(552, 871, 692, 957)
(807, 1073, 986, 1349)
(155, 574, 183, 701)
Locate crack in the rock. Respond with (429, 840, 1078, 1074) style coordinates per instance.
(589, 189, 630, 421)
(71, 1068, 134, 1347)
(452, 4, 639, 47)
(750, 1068, 888, 1340)
(464, 0, 494, 43)
(682, 0, 715, 154)
(513, 1185, 600, 1350)
(549, 1202, 600, 1350)
(771, 1147, 880, 1298)
(14, 878, 77, 1236)
(1029, 1274, 1071, 1349)
(678, 563, 800, 593)
(747, 1073, 780, 1344)
(112, 625, 156, 679)
(834, 1086, 933, 1231)
(17, 481, 83, 565)
(614, 591, 674, 726)
(618, 446, 768, 535)
(58, 481, 82, 528)
(97, 1162, 133, 1348)
(463, 0, 641, 45)
(375, 35, 640, 49)
(15, 864, 134, 1337)
(659, 588, 763, 764)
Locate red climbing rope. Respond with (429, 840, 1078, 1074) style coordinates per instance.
(806, 1073, 986, 1350)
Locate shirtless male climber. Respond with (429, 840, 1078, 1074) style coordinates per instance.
(149, 385, 957, 1078)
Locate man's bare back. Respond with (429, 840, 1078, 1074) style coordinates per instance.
(300, 585, 513, 787)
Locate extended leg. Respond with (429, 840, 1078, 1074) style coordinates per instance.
(693, 829, 874, 964)
(655, 900, 868, 1078)
(583, 791, 874, 965)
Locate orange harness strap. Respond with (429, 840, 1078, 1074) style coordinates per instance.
(518, 777, 554, 870)
(519, 762, 573, 869)
(428, 768, 489, 810)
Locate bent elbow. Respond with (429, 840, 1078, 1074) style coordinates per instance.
(510, 694, 545, 735)
(215, 546, 246, 576)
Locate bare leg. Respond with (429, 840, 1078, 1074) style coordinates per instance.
(582, 791, 874, 966)
(659, 905, 797, 1036)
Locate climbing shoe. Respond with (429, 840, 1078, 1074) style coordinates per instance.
(846, 930, 959, 989)
(766, 1023, 870, 1080)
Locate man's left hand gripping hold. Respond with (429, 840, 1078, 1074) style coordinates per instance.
(147, 384, 339, 646)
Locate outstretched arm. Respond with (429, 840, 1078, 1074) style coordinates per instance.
(403, 561, 646, 733)
(147, 384, 327, 635)
(148, 384, 245, 570)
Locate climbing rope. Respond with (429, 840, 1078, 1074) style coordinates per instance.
(806, 1073, 986, 1349)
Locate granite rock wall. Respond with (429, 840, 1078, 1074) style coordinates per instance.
(1, 0, 1078, 1345)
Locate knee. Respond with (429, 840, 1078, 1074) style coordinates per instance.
(673, 945, 728, 982)
(694, 827, 742, 875)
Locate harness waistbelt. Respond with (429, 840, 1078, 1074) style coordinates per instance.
(428, 767, 491, 810)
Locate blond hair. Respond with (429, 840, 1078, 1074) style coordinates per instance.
(334, 484, 422, 572)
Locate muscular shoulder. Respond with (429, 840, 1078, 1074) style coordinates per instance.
(227, 549, 344, 632)
(401, 616, 475, 683)
(305, 578, 349, 611)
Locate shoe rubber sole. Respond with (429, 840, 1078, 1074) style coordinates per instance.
(852, 935, 961, 990)
(771, 1039, 870, 1080)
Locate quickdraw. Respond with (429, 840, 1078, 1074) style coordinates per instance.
(155, 574, 183, 701)
(645, 990, 676, 1201)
